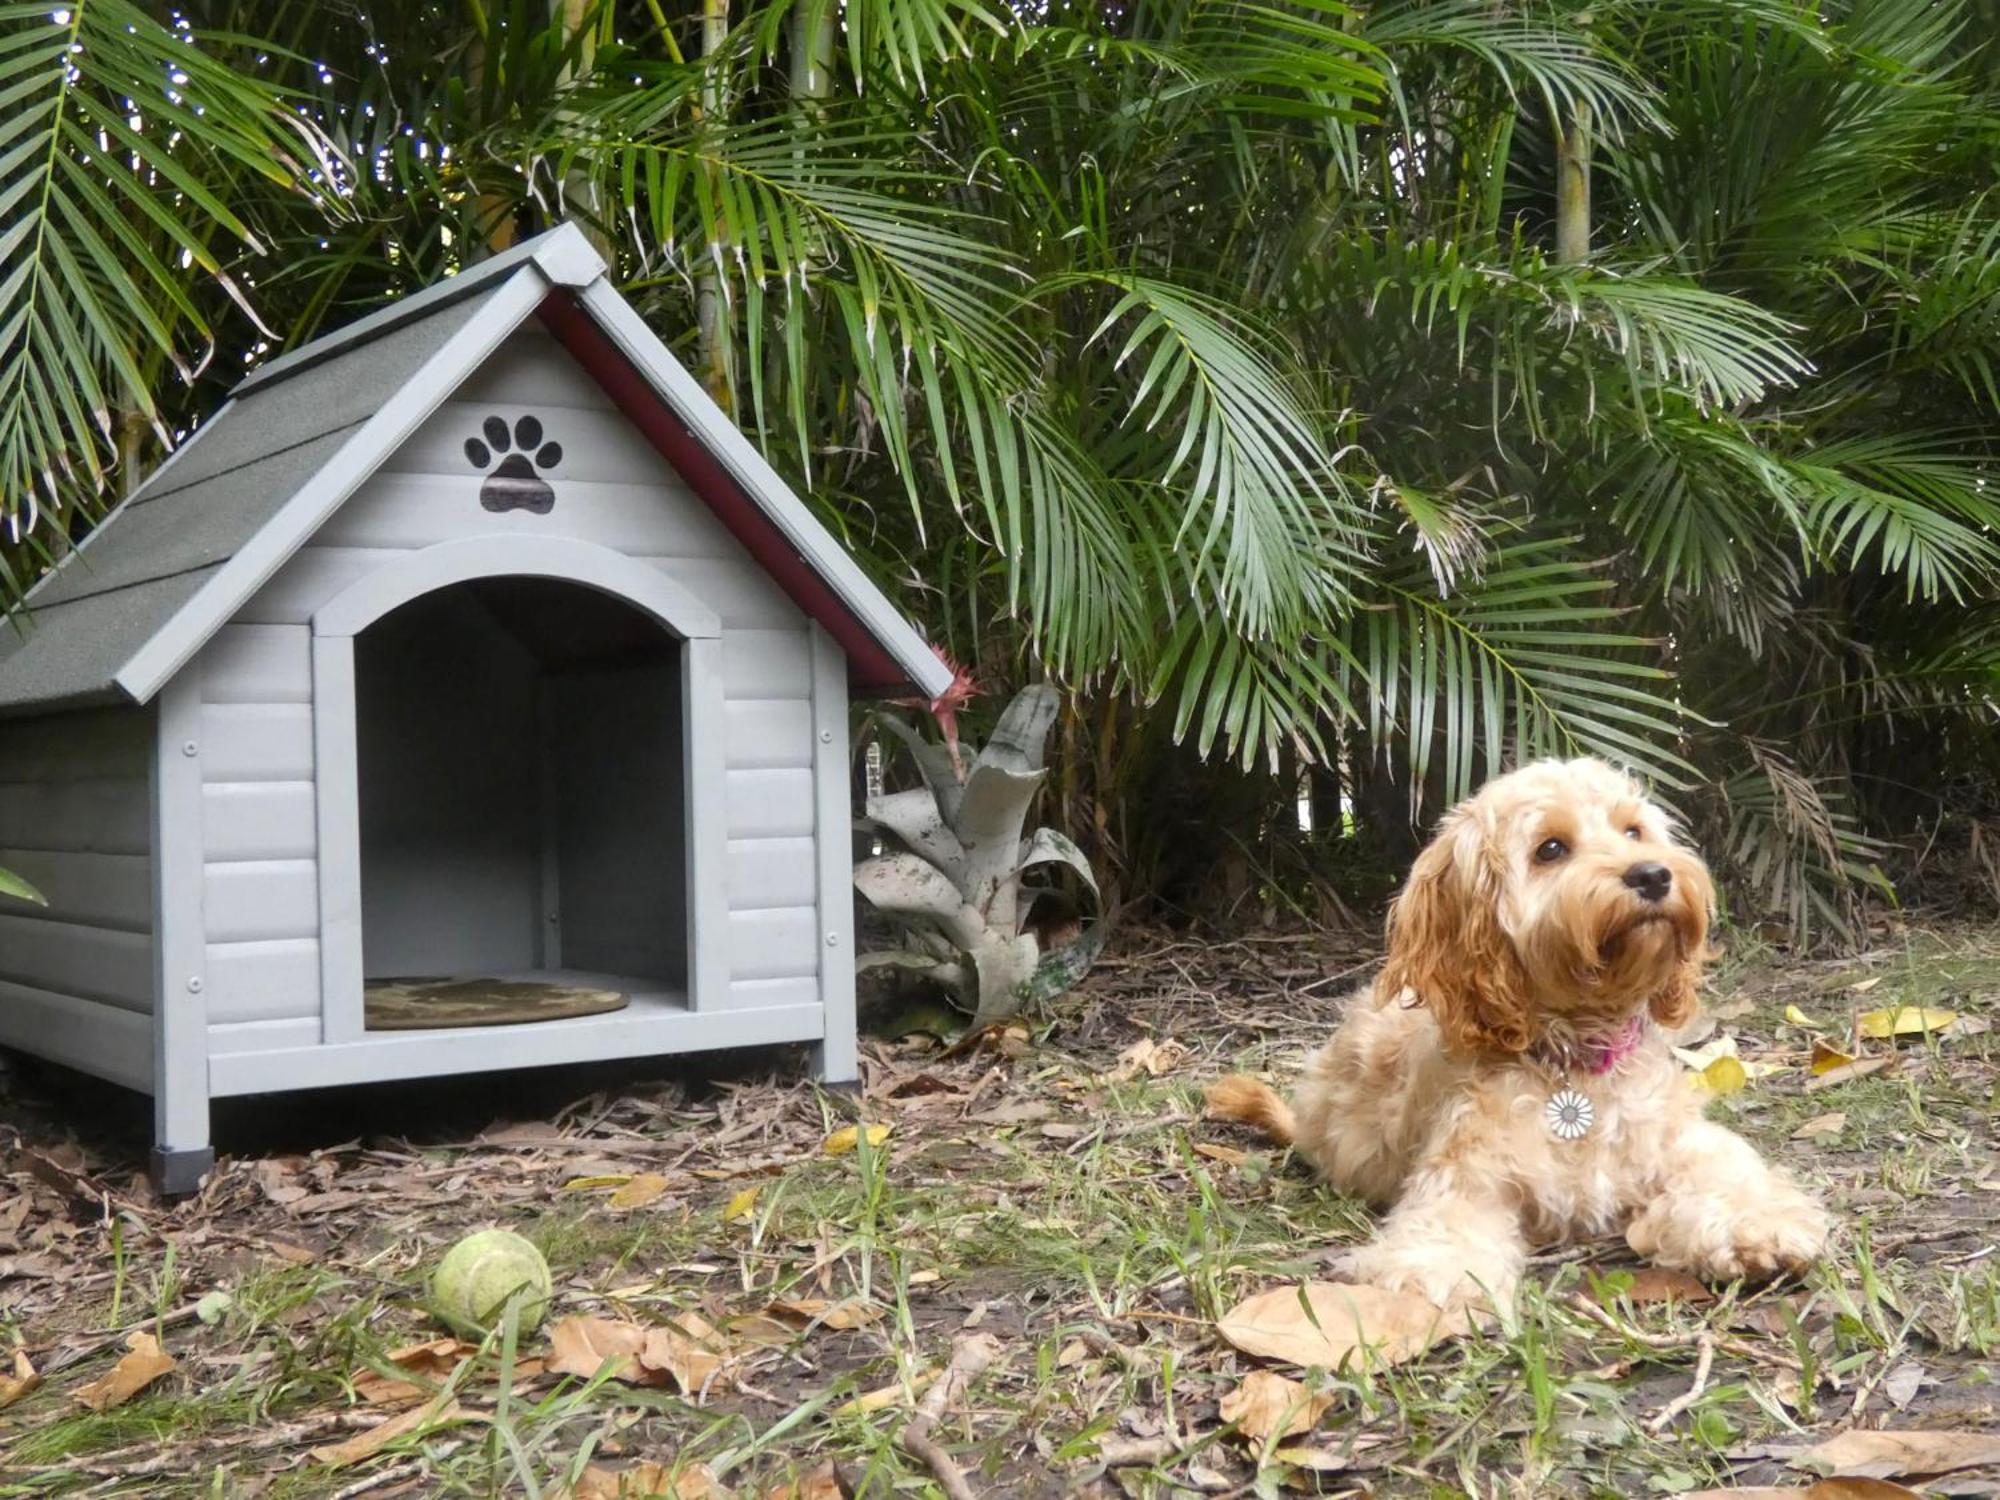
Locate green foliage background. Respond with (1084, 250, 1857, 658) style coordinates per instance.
(6, 0, 2000, 938)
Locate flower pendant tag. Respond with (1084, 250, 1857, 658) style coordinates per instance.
(1546, 1087, 1595, 1141)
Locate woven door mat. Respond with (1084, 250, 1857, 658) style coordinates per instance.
(363, 977, 629, 1030)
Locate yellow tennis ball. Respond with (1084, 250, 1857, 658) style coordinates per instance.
(430, 1229, 552, 1335)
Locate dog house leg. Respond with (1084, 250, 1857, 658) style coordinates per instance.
(152, 672, 214, 1198)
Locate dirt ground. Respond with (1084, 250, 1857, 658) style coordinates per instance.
(3, 918, 1999, 1498)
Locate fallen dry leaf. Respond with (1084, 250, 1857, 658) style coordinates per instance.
(1194, 1142, 1249, 1169)
(1794, 1428, 2000, 1479)
(1683, 1484, 1921, 1499)
(836, 1369, 935, 1415)
(74, 1332, 175, 1412)
(1856, 1005, 1956, 1040)
(822, 1124, 891, 1155)
(1674, 1034, 1740, 1070)
(608, 1174, 672, 1210)
(1808, 1056, 1897, 1091)
(0, 1350, 41, 1410)
(764, 1297, 884, 1331)
(759, 1465, 845, 1500)
(574, 1460, 732, 1498)
(1811, 1038, 1858, 1074)
(641, 1313, 727, 1397)
(1784, 1004, 1818, 1027)
(353, 1338, 476, 1407)
(722, 1185, 763, 1222)
(1105, 1036, 1188, 1083)
(310, 1394, 463, 1466)
(1219, 1369, 1332, 1442)
(548, 1317, 650, 1383)
(1882, 1361, 1925, 1410)
(1849, 975, 1885, 994)
(1792, 1112, 1847, 1141)
(562, 1174, 632, 1193)
(1598, 1267, 1715, 1307)
(1216, 1282, 1455, 1371)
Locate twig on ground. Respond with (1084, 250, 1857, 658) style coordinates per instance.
(36, 1302, 205, 1376)
(331, 1448, 463, 1500)
(1092, 1435, 1178, 1468)
(900, 1332, 1003, 1500)
(1647, 1332, 1717, 1432)
(1565, 1295, 1801, 1373)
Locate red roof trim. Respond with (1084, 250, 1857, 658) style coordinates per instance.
(535, 291, 915, 695)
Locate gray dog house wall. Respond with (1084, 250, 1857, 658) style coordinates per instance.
(0, 223, 953, 1193)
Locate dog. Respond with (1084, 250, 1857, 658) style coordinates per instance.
(1208, 757, 1828, 1311)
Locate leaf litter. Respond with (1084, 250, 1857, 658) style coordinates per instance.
(2, 922, 1999, 1494)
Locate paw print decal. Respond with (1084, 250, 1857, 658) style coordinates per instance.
(464, 415, 563, 514)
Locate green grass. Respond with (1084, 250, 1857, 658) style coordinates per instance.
(5, 921, 2000, 1495)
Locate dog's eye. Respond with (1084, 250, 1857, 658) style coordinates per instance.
(1624, 825, 1642, 840)
(1534, 838, 1568, 864)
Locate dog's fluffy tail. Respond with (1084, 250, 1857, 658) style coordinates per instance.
(1203, 1074, 1296, 1147)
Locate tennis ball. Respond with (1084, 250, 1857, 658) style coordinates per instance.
(430, 1229, 553, 1335)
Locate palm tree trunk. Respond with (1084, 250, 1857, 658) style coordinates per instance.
(555, 0, 610, 256)
(696, 0, 735, 412)
(1556, 100, 1591, 264)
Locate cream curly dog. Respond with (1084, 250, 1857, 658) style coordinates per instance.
(1209, 757, 1829, 1311)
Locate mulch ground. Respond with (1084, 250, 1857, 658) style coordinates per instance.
(3, 920, 1999, 1497)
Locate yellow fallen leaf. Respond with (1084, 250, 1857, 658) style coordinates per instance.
(1811, 1038, 1857, 1075)
(609, 1174, 672, 1210)
(1784, 1004, 1817, 1026)
(1215, 1282, 1458, 1371)
(823, 1124, 891, 1156)
(1697, 1054, 1749, 1096)
(1849, 975, 1884, 994)
(836, 1369, 935, 1415)
(722, 1185, 763, 1222)
(0, 1350, 41, 1410)
(563, 1174, 632, 1192)
(74, 1332, 175, 1412)
(640, 1314, 728, 1398)
(1673, 1035, 1741, 1071)
(310, 1393, 462, 1466)
(1219, 1369, 1332, 1442)
(1857, 1005, 1956, 1040)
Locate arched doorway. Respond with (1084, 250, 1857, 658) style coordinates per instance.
(353, 576, 686, 1002)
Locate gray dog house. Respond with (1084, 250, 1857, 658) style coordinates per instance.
(0, 223, 952, 1190)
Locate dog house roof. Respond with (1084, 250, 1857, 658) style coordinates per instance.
(0, 222, 956, 714)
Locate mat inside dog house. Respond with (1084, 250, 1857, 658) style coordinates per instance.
(0, 223, 952, 1191)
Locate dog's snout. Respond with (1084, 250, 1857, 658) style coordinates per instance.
(1622, 861, 1672, 902)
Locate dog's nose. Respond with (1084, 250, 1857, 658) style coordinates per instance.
(1623, 862, 1672, 902)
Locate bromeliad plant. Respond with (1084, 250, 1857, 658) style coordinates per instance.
(855, 685, 1102, 1026)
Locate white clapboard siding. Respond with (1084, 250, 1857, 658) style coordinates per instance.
(203, 783, 317, 862)
(727, 837, 818, 910)
(454, 330, 607, 409)
(0, 709, 150, 783)
(200, 704, 314, 782)
(725, 769, 815, 840)
(0, 849, 151, 933)
(728, 906, 820, 981)
(319, 474, 741, 557)
(725, 700, 815, 769)
(207, 938, 321, 1025)
(205, 860, 319, 944)
(729, 976, 820, 1010)
(0, 979, 152, 1088)
(385, 404, 709, 491)
(206, 1016, 320, 1055)
(0, 778, 151, 855)
(0, 913, 153, 1011)
(722, 631, 813, 699)
(201, 624, 312, 704)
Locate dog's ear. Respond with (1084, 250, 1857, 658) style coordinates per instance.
(1378, 813, 1533, 1054)
(1648, 852, 1715, 1030)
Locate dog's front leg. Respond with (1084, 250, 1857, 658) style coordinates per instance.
(1343, 1156, 1526, 1313)
(1625, 1114, 1828, 1280)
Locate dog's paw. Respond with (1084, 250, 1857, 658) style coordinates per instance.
(1628, 1188, 1829, 1280)
(1344, 1241, 1517, 1315)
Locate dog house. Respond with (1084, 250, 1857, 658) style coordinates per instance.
(0, 223, 952, 1191)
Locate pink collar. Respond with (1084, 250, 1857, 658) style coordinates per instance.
(1536, 1015, 1647, 1075)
